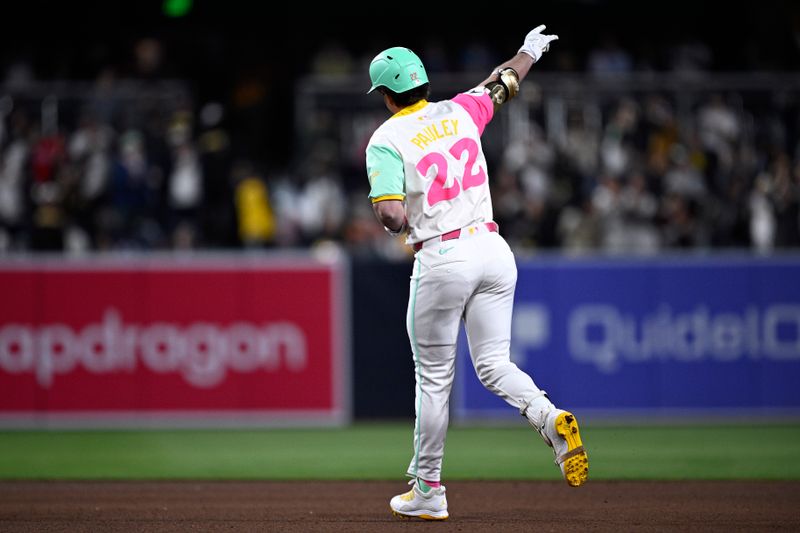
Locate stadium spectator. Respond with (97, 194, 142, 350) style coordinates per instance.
(1, 23, 799, 257)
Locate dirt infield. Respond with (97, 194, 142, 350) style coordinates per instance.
(1, 480, 798, 532)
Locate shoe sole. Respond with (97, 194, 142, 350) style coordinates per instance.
(555, 411, 589, 487)
(391, 508, 449, 521)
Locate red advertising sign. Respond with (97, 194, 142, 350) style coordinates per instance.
(0, 256, 348, 426)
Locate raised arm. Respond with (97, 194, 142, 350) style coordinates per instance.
(478, 53, 535, 88)
(477, 25, 559, 110)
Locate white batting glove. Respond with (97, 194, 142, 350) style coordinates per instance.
(518, 25, 559, 63)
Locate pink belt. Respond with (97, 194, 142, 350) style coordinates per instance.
(413, 222, 499, 252)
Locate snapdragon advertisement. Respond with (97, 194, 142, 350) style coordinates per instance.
(0, 257, 347, 426)
(455, 257, 800, 418)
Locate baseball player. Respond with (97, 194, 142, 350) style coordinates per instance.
(365, 26, 588, 521)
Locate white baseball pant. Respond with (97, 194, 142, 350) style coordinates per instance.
(405, 225, 552, 482)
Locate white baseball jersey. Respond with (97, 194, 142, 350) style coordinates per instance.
(366, 89, 495, 244)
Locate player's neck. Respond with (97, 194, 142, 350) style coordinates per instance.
(387, 101, 403, 114)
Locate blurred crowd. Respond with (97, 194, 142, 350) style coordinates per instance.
(488, 91, 800, 256)
(0, 94, 237, 252)
(306, 41, 800, 258)
(1, 36, 799, 257)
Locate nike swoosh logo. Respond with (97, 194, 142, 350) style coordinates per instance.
(438, 247, 454, 255)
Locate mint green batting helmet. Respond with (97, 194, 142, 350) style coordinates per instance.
(367, 47, 429, 94)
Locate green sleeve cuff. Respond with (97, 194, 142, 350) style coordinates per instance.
(367, 144, 405, 200)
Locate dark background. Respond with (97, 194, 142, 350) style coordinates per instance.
(2, 0, 798, 166)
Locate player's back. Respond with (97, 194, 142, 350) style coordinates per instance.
(367, 92, 495, 245)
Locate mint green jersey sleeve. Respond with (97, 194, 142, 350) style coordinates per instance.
(366, 144, 405, 202)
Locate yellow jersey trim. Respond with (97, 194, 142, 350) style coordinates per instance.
(371, 194, 405, 204)
(391, 100, 429, 119)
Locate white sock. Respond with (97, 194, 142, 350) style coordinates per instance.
(523, 394, 556, 430)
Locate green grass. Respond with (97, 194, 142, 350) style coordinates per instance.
(0, 423, 798, 480)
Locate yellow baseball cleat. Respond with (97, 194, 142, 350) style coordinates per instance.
(541, 410, 589, 487)
(389, 479, 449, 520)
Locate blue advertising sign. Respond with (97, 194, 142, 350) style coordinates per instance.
(454, 256, 800, 419)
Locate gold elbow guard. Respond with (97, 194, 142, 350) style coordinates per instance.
(485, 67, 520, 111)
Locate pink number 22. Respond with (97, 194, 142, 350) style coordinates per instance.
(416, 137, 486, 207)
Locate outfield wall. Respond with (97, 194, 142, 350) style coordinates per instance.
(454, 255, 800, 420)
(0, 254, 349, 427)
(2, 253, 799, 426)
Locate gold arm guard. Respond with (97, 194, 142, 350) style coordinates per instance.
(485, 67, 520, 111)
